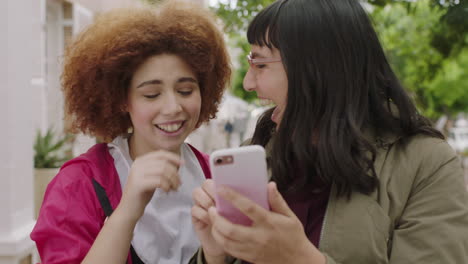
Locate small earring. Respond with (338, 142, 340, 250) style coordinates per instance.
(127, 126, 133, 134)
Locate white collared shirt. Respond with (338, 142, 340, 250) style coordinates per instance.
(108, 136, 204, 264)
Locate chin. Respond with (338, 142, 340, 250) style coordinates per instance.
(159, 142, 183, 153)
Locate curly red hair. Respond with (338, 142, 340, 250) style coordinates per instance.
(62, 1, 231, 142)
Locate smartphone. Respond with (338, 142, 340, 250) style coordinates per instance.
(210, 145, 269, 226)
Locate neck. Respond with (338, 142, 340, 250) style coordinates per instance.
(127, 134, 181, 160)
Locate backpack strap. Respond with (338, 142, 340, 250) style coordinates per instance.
(92, 179, 114, 217)
(91, 178, 145, 264)
(188, 143, 211, 179)
(130, 246, 144, 264)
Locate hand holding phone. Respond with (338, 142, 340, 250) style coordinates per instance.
(210, 145, 269, 226)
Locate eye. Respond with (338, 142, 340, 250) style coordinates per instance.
(255, 64, 267, 69)
(178, 90, 193, 96)
(144, 94, 160, 99)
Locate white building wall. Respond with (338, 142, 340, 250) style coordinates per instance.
(31, 0, 48, 135)
(45, 0, 65, 135)
(0, 0, 40, 263)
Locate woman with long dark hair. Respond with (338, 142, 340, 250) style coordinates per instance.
(191, 0, 468, 263)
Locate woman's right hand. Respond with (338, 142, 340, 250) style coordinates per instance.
(192, 179, 227, 263)
(119, 150, 182, 222)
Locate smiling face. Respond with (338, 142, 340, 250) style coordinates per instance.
(127, 54, 201, 157)
(243, 45, 288, 126)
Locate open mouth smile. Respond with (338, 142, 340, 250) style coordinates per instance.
(155, 121, 185, 133)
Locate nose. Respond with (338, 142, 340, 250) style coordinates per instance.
(243, 68, 256, 92)
(161, 92, 182, 115)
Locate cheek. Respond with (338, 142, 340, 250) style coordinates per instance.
(128, 102, 155, 125)
(276, 74, 288, 104)
(280, 82, 288, 104)
(263, 77, 287, 103)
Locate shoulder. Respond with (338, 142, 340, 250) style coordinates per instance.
(60, 143, 105, 173)
(380, 134, 463, 194)
(392, 135, 458, 169)
(31, 145, 113, 263)
(383, 134, 460, 174)
(34, 144, 118, 236)
(52, 143, 119, 193)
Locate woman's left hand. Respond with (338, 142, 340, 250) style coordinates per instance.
(208, 182, 326, 264)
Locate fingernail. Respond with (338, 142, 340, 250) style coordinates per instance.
(208, 206, 216, 214)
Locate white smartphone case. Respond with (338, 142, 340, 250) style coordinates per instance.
(210, 145, 269, 225)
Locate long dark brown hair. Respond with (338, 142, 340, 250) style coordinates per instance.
(249, 0, 443, 197)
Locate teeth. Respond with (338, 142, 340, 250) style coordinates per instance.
(259, 99, 274, 106)
(156, 122, 183, 132)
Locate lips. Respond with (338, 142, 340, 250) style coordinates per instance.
(259, 98, 274, 106)
(155, 121, 184, 133)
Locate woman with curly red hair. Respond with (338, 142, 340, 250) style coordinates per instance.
(31, 2, 231, 264)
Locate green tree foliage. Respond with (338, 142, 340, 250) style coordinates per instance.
(372, 0, 468, 118)
(426, 47, 468, 116)
(230, 35, 259, 102)
(214, 0, 274, 34)
(213, 0, 275, 103)
(372, 1, 444, 116)
(215, 0, 467, 117)
(431, 0, 468, 58)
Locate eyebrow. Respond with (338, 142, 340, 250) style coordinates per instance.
(136, 77, 198, 88)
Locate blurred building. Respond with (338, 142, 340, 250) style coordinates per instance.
(187, 92, 254, 152)
(0, 1, 206, 263)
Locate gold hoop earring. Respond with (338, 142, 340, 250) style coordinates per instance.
(127, 126, 133, 134)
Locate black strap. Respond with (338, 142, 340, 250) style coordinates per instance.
(92, 179, 114, 217)
(91, 178, 145, 264)
(130, 245, 145, 264)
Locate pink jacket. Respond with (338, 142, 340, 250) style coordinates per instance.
(31, 143, 210, 264)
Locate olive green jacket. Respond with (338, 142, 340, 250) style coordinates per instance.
(191, 133, 468, 264)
